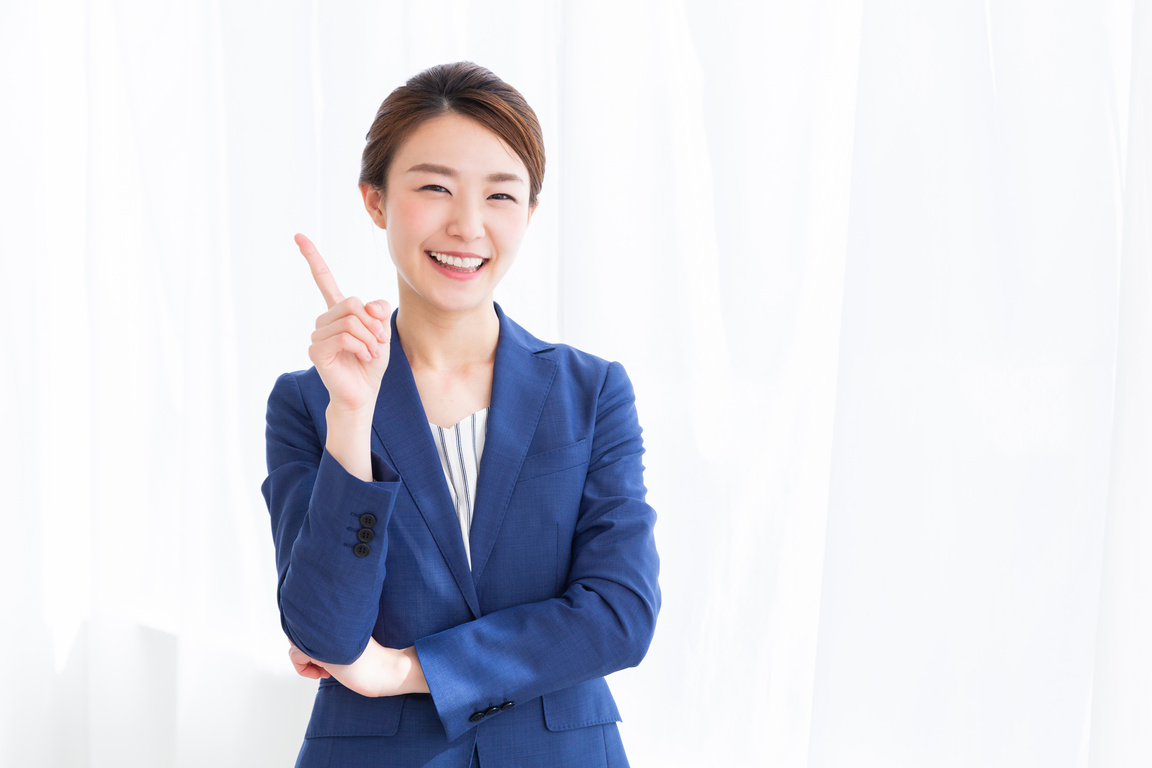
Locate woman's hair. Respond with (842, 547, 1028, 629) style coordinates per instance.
(360, 62, 545, 208)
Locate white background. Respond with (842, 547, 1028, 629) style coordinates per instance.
(2, 1, 1150, 766)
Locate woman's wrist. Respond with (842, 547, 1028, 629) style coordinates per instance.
(347, 642, 429, 697)
(395, 646, 429, 695)
(325, 404, 375, 481)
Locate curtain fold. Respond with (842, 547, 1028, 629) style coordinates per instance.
(1090, 2, 1152, 766)
(811, 3, 1130, 766)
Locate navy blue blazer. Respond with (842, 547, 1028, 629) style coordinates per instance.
(262, 305, 660, 767)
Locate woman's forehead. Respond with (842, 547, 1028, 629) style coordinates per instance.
(392, 113, 527, 180)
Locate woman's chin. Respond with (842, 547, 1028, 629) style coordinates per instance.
(400, 284, 496, 317)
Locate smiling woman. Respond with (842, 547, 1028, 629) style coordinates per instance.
(362, 113, 535, 321)
(262, 62, 660, 768)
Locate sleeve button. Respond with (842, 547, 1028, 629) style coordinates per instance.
(357, 528, 374, 543)
(359, 513, 377, 528)
(500, 701, 514, 711)
(353, 543, 371, 558)
(484, 706, 501, 717)
(469, 711, 486, 723)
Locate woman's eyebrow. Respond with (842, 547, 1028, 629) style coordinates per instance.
(486, 172, 524, 184)
(407, 163, 523, 184)
(407, 162, 455, 177)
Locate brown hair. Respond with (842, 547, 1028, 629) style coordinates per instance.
(359, 62, 545, 208)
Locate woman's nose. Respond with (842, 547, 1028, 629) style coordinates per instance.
(446, 198, 484, 241)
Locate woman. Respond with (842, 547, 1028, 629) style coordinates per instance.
(262, 62, 660, 768)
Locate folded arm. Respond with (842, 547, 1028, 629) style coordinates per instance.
(415, 361, 661, 740)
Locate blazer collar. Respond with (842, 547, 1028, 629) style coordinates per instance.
(370, 303, 556, 614)
(470, 304, 556, 583)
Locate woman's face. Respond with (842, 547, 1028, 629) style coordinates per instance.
(363, 112, 535, 317)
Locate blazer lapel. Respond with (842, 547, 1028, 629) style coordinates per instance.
(469, 305, 557, 583)
(371, 316, 481, 618)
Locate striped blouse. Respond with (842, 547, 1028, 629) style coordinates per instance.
(430, 407, 489, 568)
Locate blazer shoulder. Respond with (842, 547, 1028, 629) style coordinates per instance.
(497, 305, 621, 389)
(265, 367, 331, 451)
(539, 342, 616, 384)
(269, 366, 329, 411)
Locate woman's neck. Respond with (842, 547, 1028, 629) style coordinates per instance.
(394, 296, 500, 373)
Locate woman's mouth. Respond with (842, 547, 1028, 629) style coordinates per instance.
(428, 250, 486, 274)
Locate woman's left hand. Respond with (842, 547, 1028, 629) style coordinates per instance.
(287, 638, 428, 697)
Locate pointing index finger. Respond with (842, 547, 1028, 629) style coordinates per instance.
(295, 233, 345, 309)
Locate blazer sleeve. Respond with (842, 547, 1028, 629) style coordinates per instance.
(261, 371, 403, 664)
(414, 361, 661, 741)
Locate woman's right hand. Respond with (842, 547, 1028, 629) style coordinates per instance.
(297, 233, 391, 414)
(288, 639, 428, 698)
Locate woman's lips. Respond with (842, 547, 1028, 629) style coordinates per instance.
(427, 250, 486, 275)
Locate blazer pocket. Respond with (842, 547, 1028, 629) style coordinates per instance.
(517, 439, 590, 483)
(304, 680, 406, 737)
(542, 677, 622, 732)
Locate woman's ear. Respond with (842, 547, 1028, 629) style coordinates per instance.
(360, 184, 387, 229)
(527, 200, 538, 224)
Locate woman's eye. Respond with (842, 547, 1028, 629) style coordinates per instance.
(489, 193, 517, 202)
(420, 184, 449, 193)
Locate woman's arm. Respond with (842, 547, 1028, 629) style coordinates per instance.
(263, 235, 398, 664)
(288, 637, 428, 696)
(414, 361, 660, 740)
(275, 360, 659, 740)
(263, 371, 403, 664)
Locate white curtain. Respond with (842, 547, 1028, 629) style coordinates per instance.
(2, 1, 1148, 766)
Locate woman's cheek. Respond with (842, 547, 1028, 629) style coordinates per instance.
(494, 209, 529, 250)
(392, 197, 439, 234)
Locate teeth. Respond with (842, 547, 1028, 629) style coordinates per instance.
(429, 251, 483, 270)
